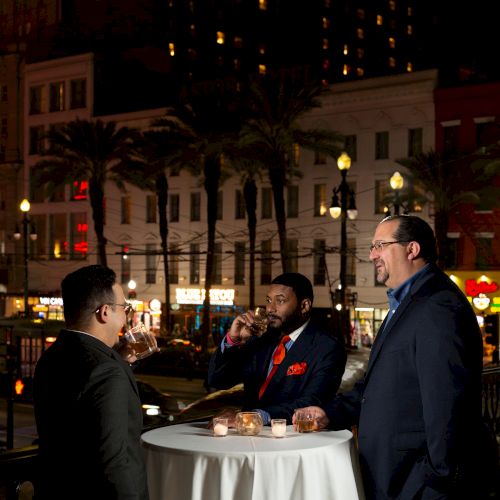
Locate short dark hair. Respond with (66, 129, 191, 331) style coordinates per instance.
(61, 265, 116, 327)
(382, 214, 438, 263)
(271, 272, 314, 303)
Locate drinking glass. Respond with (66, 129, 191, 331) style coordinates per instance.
(253, 307, 269, 336)
(295, 413, 315, 433)
(123, 323, 158, 360)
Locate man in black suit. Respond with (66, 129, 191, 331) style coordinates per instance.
(34, 265, 149, 500)
(295, 215, 484, 499)
(208, 272, 346, 425)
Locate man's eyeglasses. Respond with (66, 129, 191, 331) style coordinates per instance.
(369, 240, 408, 253)
(95, 302, 134, 314)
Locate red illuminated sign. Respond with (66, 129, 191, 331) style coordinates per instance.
(465, 279, 499, 297)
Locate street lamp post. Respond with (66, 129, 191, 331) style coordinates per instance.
(388, 171, 404, 216)
(329, 152, 358, 347)
(13, 198, 37, 318)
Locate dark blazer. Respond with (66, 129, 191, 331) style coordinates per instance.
(324, 265, 484, 499)
(208, 320, 346, 423)
(33, 330, 149, 500)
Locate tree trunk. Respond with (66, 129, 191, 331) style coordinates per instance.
(244, 179, 258, 310)
(269, 163, 288, 273)
(201, 155, 221, 352)
(156, 172, 170, 337)
(89, 180, 107, 267)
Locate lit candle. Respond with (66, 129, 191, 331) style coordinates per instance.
(213, 422, 228, 437)
(271, 422, 286, 438)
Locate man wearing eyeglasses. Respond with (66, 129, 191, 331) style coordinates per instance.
(295, 215, 487, 499)
(34, 265, 149, 500)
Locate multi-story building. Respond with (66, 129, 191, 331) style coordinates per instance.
(7, 55, 438, 342)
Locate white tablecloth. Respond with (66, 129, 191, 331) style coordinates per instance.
(141, 422, 365, 500)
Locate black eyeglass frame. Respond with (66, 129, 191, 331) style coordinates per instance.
(369, 240, 409, 253)
(95, 302, 134, 314)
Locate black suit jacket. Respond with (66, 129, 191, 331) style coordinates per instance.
(208, 321, 346, 423)
(324, 265, 483, 499)
(33, 330, 149, 500)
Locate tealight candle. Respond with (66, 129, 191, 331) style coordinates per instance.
(213, 418, 228, 437)
(271, 419, 287, 438)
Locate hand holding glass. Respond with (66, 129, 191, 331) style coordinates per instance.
(295, 412, 316, 433)
(124, 323, 159, 360)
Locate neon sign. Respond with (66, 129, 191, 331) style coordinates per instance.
(465, 279, 498, 297)
(176, 288, 235, 305)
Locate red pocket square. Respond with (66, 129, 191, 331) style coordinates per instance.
(286, 362, 307, 376)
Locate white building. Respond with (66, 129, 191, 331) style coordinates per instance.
(11, 53, 437, 339)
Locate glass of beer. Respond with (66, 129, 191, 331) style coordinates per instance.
(123, 323, 158, 360)
(253, 307, 269, 336)
(295, 413, 315, 433)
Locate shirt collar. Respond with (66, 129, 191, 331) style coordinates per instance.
(387, 264, 430, 308)
(287, 319, 310, 343)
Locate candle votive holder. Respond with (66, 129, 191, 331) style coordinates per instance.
(213, 417, 229, 437)
(235, 412, 263, 436)
(271, 419, 287, 438)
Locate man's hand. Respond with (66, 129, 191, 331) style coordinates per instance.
(293, 406, 329, 431)
(226, 310, 261, 345)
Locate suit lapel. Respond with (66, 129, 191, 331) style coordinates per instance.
(365, 266, 437, 379)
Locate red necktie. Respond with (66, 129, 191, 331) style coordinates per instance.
(258, 335, 291, 399)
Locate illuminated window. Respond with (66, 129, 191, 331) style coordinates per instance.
(258, 64, 266, 75)
(216, 31, 225, 44)
(343, 44, 349, 55)
(357, 28, 364, 39)
(357, 48, 364, 58)
(323, 38, 329, 50)
(357, 9, 365, 19)
(407, 62, 413, 72)
(322, 17, 330, 29)
(389, 37, 396, 48)
(169, 43, 175, 56)
(71, 180, 88, 201)
(389, 56, 396, 67)
(259, 0, 267, 10)
(49, 82, 65, 112)
(314, 184, 327, 217)
(259, 43, 266, 55)
(49, 213, 67, 260)
(377, 15, 383, 25)
(356, 67, 365, 76)
(70, 212, 88, 259)
(234, 36, 243, 48)
(407, 24, 413, 35)
(343, 64, 350, 75)
(389, 0, 396, 10)
(292, 144, 299, 165)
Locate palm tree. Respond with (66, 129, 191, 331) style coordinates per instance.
(33, 118, 140, 266)
(123, 129, 182, 335)
(396, 148, 500, 269)
(240, 77, 344, 272)
(153, 100, 239, 351)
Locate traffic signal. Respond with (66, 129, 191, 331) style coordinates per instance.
(14, 378, 25, 396)
(484, 314, 499, 347)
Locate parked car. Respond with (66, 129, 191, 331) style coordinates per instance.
(136, 380, 184, 430)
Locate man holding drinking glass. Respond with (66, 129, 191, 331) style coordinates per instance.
(208, 272, 346, 426)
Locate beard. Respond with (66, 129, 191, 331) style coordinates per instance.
(375, 261, 389, 285)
